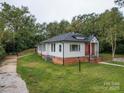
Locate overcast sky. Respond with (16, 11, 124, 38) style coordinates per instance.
(0, 0, 122, 23)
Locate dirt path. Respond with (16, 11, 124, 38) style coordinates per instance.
(0, 55, 28, 93)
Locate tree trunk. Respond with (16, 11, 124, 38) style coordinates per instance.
(112, 34, 117, 60)
(112, 48, 115, 60)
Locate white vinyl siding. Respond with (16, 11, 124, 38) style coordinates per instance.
(38, 42, 85, 58)
(49, 43, 63, 57)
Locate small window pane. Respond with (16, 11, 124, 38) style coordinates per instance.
(70, 44, 80, 52)
(59, 45, 62, 52)
(54, 44, 56, 52)
(51, 43, 56, 52)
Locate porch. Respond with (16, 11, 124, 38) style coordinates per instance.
(85, 42, 99, 62)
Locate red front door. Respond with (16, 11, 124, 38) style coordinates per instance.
(85, 43, 95, 55)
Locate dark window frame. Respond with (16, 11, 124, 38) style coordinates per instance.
(59, 44, 62, 52)
(51, 43, 56, 52)
(70, 44, 80, 52)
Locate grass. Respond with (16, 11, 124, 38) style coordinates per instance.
(108, 62, 124, 66)
(100, 53, 124, 61)
(18, 48, 35, 56)
(17, 51, 124, 93)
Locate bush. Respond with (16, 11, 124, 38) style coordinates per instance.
(0, 46, 6, 59)
(116, 44, 124, 54)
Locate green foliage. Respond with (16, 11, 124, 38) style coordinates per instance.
(97, 8, 124, 58)
(116, 43, 124, 54)
(115, 0, 124, 7)
(0, 2, 44, 54)
(46, 20, 70, 38)
(0, 45, 6, 59)
(71, 13, 99, 35)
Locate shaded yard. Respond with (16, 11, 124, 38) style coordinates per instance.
(100, 53, 124, 61)
(17, 51, 124, 93)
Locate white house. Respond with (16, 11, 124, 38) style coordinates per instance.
(37, 32, 100, 64)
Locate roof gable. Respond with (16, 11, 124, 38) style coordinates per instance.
(90, 37, 98, 43)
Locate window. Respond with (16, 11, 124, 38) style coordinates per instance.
(51, 43, 56, 52)
(59, 45, 62, 52)
(70, 44, 80, 52)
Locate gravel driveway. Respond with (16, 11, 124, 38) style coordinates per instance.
(0, 55, 28, 93)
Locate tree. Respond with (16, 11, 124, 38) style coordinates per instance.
(98, 8, 124, 59)
(46, 22, 60, 38)
(59, 20, 70, 33)
(0, 2, 42, 53)
(34, 23, 47, 44)
(115, 0, 124, 7)
(0, 46, 6, 59)
(70, 13, 99, 35)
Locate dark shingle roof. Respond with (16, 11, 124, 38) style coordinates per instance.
(42, 32, 94, 43)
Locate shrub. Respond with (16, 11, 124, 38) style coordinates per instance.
(116, 44, 124, 54)
(0, 46, 6, 59)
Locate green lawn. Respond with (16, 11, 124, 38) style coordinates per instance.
(17, 52, 124, 93)
(108, 62, 124, 66)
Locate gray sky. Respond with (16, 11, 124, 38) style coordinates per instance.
(0, 0, 121, 23)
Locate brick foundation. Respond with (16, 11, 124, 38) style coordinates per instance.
(52, 56, 101, 64)
(41, 54, 101, 64)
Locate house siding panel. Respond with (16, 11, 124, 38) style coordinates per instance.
(49, 43, 63, 57)
(39, 42, 85, 58)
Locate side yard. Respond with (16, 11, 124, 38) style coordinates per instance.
(17, 51, 124, 93)
(100, 53, 124, 62)
(100, 53, 124, 66)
